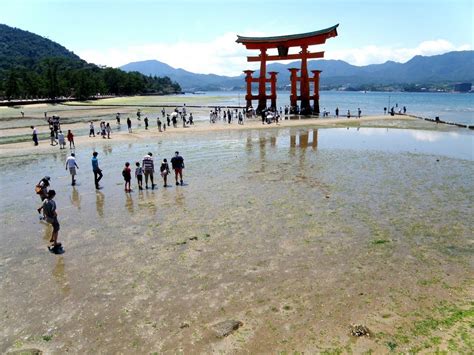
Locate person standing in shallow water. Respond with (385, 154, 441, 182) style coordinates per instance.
(35, 176, 51, 202)
(67, 130, 75, 148)
(142, 152, 156, 189)
(37, 190, 61, 251)
(91, 152, 103, 189)
(65, 152, 79, 186)
(127, 117, 132, 133)
(160, 158, 170, 187)
(135, 162, 143, 190)
(106, 122, 112, 139)
(89, 121, 95, 137)
(122, 162, 132, 192)
(144, 116, 149, 130)
(171, 151, 185, 186)
(157, 117, 162, 132)
(58, 130, 66, 149)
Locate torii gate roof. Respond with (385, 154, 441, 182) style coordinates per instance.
(236, 24, 339, 50)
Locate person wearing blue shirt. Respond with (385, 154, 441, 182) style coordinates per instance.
(91, 151, 103, 189)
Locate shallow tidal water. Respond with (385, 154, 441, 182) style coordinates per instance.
(0, 126, 473, 353)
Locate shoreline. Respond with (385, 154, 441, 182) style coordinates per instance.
(0, 115, 421, 155)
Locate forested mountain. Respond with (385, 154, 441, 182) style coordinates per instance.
(0, 24, 181, 99)
(121, 51, 474, 91)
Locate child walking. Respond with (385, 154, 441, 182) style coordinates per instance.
(135, 161, 143, 190)
(160, 158, 170, 187)
(67, 129, 75, 148)
(122, 162, 132, 192)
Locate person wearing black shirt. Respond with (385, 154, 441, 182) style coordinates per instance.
(170, 151, 185, 186)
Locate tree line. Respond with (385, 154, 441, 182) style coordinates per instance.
(0, 57, 182, 100)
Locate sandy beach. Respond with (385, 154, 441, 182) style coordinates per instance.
(0, 100, 472, 354)
(0, 111, 450, 155)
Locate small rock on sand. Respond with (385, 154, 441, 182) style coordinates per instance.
(213, 319, 243, 338)
(349, 323, 370, 337)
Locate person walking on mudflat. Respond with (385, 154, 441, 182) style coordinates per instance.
(122, 162, 132, 192)
(58, 130, 66, 149)
(35, 176, 51, 203)
(91, 151, 103, 189)
(89, 121, 95, 137)
(157, 117, 162, 132)
(31, 126, 38, 146)
(142, 152, 156, 189)
(160, 158, 170, 187)
(67, 130, 75, 149)
(106, 122, 112, 139)
(65, 152, 79, 186)
(171, 151, 185, 186)
(135, 162, 144, 190)
(50, 128, 57, 146)
(37, 190, 62, 252)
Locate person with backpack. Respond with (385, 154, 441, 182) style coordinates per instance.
(122, 162, 132, 192)
(142, 152, 156, 189)
(37, 190, 62, 252)
(35, 176, 50, 202)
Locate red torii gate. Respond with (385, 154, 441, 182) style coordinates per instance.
(236, 24, 338, 115)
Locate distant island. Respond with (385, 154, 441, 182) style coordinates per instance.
(120, 51, 474, 93)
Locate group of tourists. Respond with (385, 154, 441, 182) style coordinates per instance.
(31, 113, 77, 149)
(209, 107, 246, 124)
(332, 107, 363, 118)
(121, 151, 185, 192)
(119, 107, 195, 133)
(36, 149, 186, 253)
(89, 121, 112, 138)
(384, 105, 407, 115)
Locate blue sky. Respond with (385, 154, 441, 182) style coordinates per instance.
(1, 0, 472, 75)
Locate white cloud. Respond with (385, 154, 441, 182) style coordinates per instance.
(325, 39, 472, 66)
(78, 32, 261, 76)
(410, 131, 459, 142)
(78, 37, 472, 75)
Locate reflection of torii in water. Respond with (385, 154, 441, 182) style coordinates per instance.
(290, 129, 318, 151)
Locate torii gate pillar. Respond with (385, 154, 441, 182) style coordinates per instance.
(311, 70, 322, 115)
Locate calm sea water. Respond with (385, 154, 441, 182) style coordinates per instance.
(185, 91, 474, 126)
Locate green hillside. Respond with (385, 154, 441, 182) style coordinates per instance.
(0, 24, 181, 99)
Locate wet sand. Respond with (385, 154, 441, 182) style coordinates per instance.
(0, 106, 473, 353)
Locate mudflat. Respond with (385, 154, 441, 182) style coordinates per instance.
(0, 99, 472, 353)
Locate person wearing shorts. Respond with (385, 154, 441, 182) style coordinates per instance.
(171, 151, 185, 186)
(142, 152, 156, 189)
(65, 153, 79, 186)
(38, 190, 61, 249)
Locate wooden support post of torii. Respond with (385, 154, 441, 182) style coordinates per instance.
(268, 71, 278, 109)
(311, 70, 322, 115)
(236, 24, 339, 115)
(257, 49, 267, 112)
(288, 68, 299, 111)
(244, 70, 254, 109)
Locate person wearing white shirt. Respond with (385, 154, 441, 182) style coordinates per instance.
(65, 153, 79, 186)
